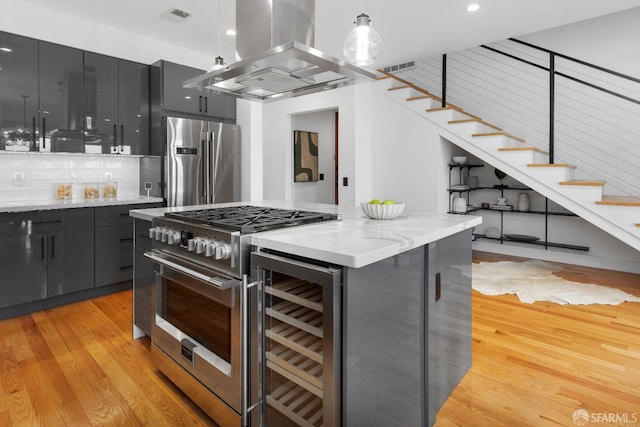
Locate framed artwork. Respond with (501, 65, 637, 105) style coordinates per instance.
(293, 130, 319, 182)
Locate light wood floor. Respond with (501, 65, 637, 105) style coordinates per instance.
(0, 251, 639, 426)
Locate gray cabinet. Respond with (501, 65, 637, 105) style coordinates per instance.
(0, 213, 47, 308)
(151, 60, 236, 120)
(44, 208, 95, 297)
(95, 203, 162, 290)
(0, 32, 39, 151)
(133, 217, 155, 336)
(38, 40, 85, 153)
(344, 229, 472, 426)
(84, 53, 150, 155)
(95, 205, 135, 287)
(0, 30, 149, 155)
(0, 209, 94, 310)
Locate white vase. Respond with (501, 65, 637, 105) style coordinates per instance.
(452, 197, 467, 213)
(517, 193, 530, 212)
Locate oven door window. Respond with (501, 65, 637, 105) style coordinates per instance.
(158, 272, 234, 365)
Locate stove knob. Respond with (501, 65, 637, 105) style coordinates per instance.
(161, 230, 169, 243)
(155, 228, 164, 242)
(167, 231, 180, 245)
(187, 239, 197, 251)
(215, 243, 231, 260)
(205, 242, 217, 257)
(195, 239, 206, 254)
(148, 228, 156, 239)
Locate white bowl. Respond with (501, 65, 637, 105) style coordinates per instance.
(452, 156, 468, 165)
(360, 202, 405, 220)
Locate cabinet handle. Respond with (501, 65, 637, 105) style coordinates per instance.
(113, 124, 117, 150)
(31, 220, 62, 225)
(119, 213, 131, 216)
(199, 95, 203, 112)
(41, 236, 45, 260)
(120, 124, 124, 150)
(42, 117, 46, 149)
(51, 236, 55, 259)
(120, 237, 133, 242)
(120, 265, 133, 270)
(435, 272, 441, 301)
(204, 96, 208, 113)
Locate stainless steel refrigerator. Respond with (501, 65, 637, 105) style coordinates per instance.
(164, 116, 241, 207)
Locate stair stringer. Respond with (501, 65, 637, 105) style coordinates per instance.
(372, 76, 640, 251)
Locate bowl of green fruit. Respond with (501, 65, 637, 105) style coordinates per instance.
(361, 199, 405, 220)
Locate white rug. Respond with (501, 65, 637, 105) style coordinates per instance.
(472, 260, 640, 305)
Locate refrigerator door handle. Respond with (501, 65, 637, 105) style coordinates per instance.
(202, 131, 210, 205)
(209, 131, 216, 204)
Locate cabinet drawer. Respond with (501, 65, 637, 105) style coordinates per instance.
(95, 248, 134, 287)
(96, 223, 133, 257)
(95, 205, 135, 227)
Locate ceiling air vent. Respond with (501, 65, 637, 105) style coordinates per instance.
(383, 60, 417, 74)
(162, 7, 193, 23)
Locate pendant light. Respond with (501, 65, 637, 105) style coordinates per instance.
(343, 1, 382, 66)
(208, 0, 226, 72)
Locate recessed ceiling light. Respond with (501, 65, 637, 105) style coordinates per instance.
(0, 47, 12, 52)
(225, 29, 236, 36)
(466, 3, 480, 12)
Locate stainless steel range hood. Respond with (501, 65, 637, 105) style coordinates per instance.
(183, 0, 377, 102)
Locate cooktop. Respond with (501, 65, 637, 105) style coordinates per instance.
(164, 205, 339, 234)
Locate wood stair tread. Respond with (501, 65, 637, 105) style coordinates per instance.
(407, 94, 437, 101)
(596, 196, 640, 207)
(559, 180, 606, 186)
(387, 85, 412, 91)
(527, 163, 576, 169)
(448, 118, 503, 131)
(472, 131, 526, 143)
(498, 147, 548, 154)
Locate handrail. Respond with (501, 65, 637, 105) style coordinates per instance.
(509, 38, 640, 85)
(480, 41, 640, 106)
(474, 38, 640, 163)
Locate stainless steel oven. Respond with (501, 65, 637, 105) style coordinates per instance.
(144, 206, 339, 427)
(144, 218, 260, 427)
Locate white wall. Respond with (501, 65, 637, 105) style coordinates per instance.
(519, 7, 640, 77)
(0, 0, 213, 68)
(370, 87, 448, 213)
(291, 110, 336, 204)
(258, 85, 367, 206)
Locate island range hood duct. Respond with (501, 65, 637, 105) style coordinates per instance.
(183, 0, 377, 102)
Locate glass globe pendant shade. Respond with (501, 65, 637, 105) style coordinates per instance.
(207, 56, 225, 72)
(343, 13, 382, 66)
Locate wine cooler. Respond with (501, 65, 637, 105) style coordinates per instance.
(251, 251, 342, 427)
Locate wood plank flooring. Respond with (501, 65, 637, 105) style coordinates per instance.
(437, 252, 640, 426)
(0, 290, 217, 426)
(0, 251, 639, 426)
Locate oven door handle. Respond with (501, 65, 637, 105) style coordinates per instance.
(144, 251, 241, 289)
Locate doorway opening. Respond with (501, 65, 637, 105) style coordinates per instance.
(291, 109, 339, 205)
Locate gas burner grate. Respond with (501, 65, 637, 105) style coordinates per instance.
(165, 206, 338, 234)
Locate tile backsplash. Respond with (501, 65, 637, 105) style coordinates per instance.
(0, 153, 140, 203)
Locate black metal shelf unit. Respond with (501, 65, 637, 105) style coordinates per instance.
(447, 162, 589, 252)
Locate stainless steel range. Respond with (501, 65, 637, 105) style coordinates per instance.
(144, 205, 340, 427)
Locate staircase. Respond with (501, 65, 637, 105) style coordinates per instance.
(374, 73, 640, 251)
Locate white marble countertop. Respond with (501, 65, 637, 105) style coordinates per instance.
(130, 200, 482, 268)
(0, 196, 163, 213)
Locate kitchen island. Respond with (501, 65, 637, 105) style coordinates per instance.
(130, 201, 481, 426)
